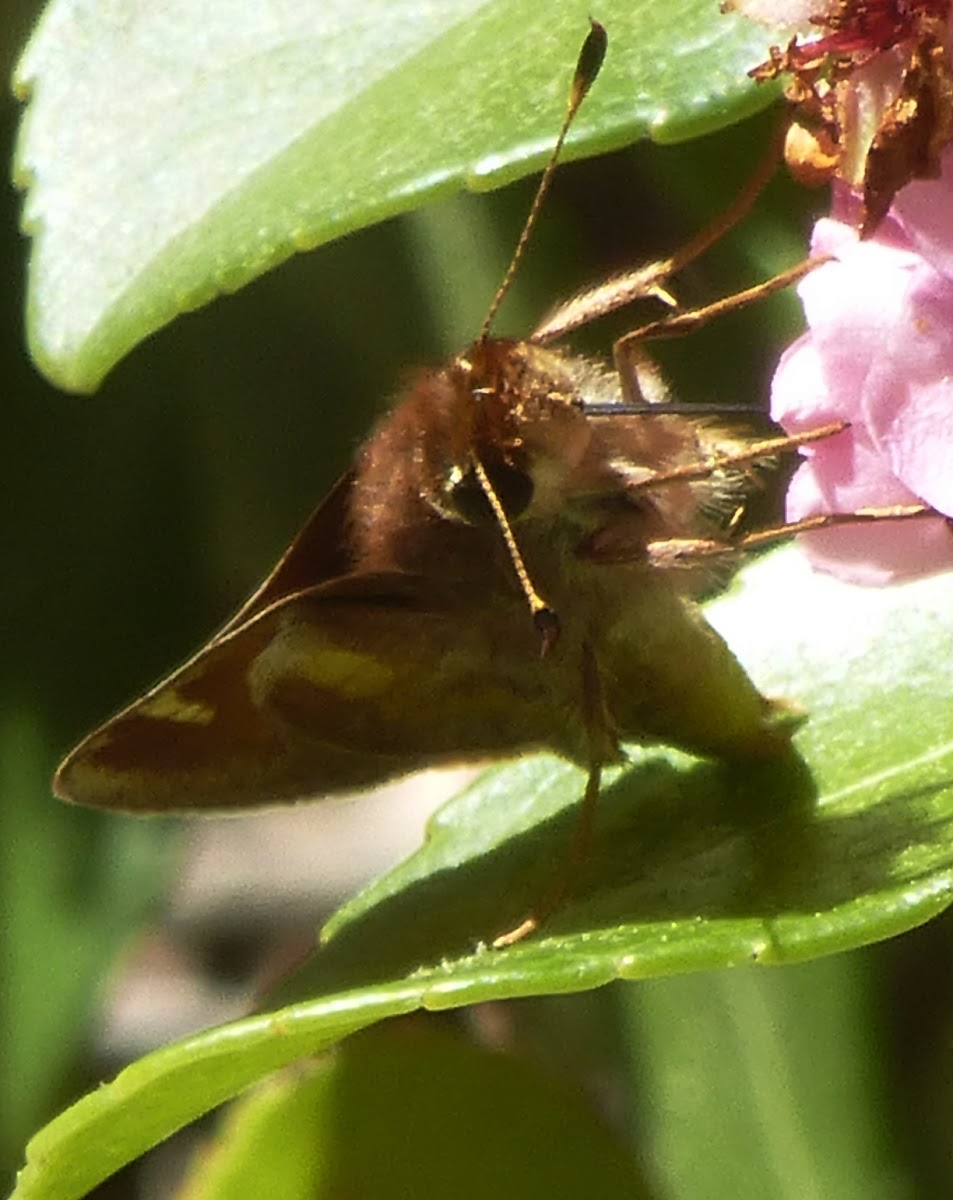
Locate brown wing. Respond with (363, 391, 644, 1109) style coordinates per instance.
(212, 471, 357, 639)
(54, 571, 567, 812)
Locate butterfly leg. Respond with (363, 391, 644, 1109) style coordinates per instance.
(492, 643, 614, 948)
(641, 502, 935, 571)
(613, 255, 827, 407)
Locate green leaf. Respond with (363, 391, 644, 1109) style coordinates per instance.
(12, 0, 774, 393)
(10, 546, 953, 1200)
(171, 1025, 646, 1200)
(0, 704, 173, 1170)
(622, 959, 903, 1200)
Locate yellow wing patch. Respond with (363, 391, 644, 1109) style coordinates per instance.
(138, 689, 217, 725)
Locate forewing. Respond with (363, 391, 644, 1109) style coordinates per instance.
(54, 572, 557, 812)
(213, 471, 356, 638)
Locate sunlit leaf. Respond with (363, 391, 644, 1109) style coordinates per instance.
(12, 0, 773, 391)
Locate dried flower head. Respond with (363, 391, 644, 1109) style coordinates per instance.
(737, 0, 953, 234)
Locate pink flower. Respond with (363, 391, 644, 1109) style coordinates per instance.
(729, 0, 953, 581)
(770, 184, 953, 584)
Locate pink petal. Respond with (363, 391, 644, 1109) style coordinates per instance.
(787, 425, 922, 514)
(892, 144, 953, 282)
(769, 221, 953, 581)
(786, 456, 953, 584)
(769, 334, 845, 431)
(859, 264, 953, 515)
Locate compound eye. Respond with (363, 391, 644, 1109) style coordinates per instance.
(448, 459, 534, 525)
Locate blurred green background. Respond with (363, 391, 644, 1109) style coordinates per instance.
(4, 2, 953, 1197)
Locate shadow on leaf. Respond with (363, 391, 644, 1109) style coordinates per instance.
(268, 743, 953, 1003)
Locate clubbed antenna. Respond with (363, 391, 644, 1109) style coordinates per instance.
(478, 19, 607, 343)
(470, 457, 561, 656)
